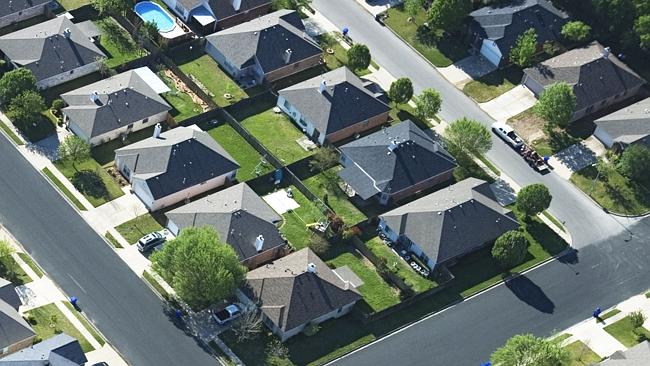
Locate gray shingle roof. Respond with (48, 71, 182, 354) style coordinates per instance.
(338, 120, 457, 200)
(279, 67, 390, 136)
(0, 16, 105, 83)
(599, 341, 650, 365)
(244, 248, 361, 332)
(61, 67, 171, 139)
(380, 178, 519, 266)
(0, 0, 51, 19)
(595, 97, 650, 146)
(206, 10, 321, 74)
(0, 278, 20, 311)
(166, 183, 285, 262)
(524, 42, 646, 112)
(115, 126, 240, 200)
(207, 0, 271, 21)
(0, 280, 34, 351)
(0, 333, 87, 365)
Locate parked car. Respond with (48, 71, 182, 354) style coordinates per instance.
(136, 232, 166, 252)
(213, 304, 242, 325)
(491, 122, 523, 148)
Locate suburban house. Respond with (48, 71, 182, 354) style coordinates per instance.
(0, 16, 106, 89)
(0, 0, 54, 29)
(162, 0, 271, 32)
(593, 97, 650, 150)
(61, 67, 172, 146)
(469, 0, 569, 67)
(378, 178, 520, 271)
(166, 182, 287, 269)
(0, 333, 87, 365)
(242, 248, 362, 341)
(523, 42, 646, 122)
(277, 67, 391, 144)
(0, 278, 35, 356)
(205, 10, 322, 87)
(115, 125, 240, 211)
(338, 120, 457, 205)
(599, 341, 650, 365)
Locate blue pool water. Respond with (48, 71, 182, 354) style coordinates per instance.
(134, 1, 175, 33)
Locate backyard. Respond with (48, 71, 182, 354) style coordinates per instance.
(463, 67, 523, 103)
(96, 17, 145, 68)
(91, 124, 163, 166)
(158, 70, 204, 123)
(58, 0, 90, 10)
(25, 303, 94, 352)
(278, 186, 327, 251)
(115, 213, 164, 245)
(53, 158, 124, 207)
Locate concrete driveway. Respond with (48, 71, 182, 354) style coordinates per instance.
(438, 55, 496, 87)
(480, 85, 537, 121)
(550, 136, 606, 180)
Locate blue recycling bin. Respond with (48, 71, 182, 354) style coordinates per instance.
(70, 296, 78, 307)
(342, 27, 349, 36)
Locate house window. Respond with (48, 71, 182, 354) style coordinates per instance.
(142, 118, 149, 124)
(284, 99, 290, 109)
(127, 123, 134, 130)
(298, 118, 307, 127)
(69, 70, 74, 75)
(122, 166, 131, 178)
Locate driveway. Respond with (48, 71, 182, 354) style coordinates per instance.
(550, 136, 606, 180)
(480, 85, 537, 121)
(438, 55, 497, 88)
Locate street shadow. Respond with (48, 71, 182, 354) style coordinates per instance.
(72, 170, 109, 199)
(505, 275, 555, 314)
(557, 248, 580, 265)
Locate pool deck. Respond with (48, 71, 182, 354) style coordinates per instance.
(161, 22, 187, 39)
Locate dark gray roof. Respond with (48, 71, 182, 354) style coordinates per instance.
(524, 42, 646, 112)
(61, 67, 171, 139)
(244, 248, 361, 332)
(166, 183, 285, 262)
(600, 341, 650, 365)
(206, 10, 321, 74)
(338, 120, 457, 200)
(380, 178, 519, 266)
(115, 126, 240, 200)
(207, 0, 271, 21)
(0, 333, 87, 365)
(595, 97, 650, 146)
(279, 67, 390, 136)
(0, 278, 21, 311)
(469, 0, 568, 54)
(0, 0, 51, 19)
(0, 16, 106, 83)
(0, 287, 34, 351)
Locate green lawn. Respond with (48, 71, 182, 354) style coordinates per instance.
(25, 303, 94, 352)
(115, 214, 164, 245)
(0, 119, 24, 145)
(318, 34, 371, 76)
(158, 70, 202, 123)
(42, 167, 87, 211)
(53, 158, 124, 207)
(279, 186, 327, 250)
(62, 302, 105, 347)
(553, 333, 572, 343)
(571, 166, 650, 216)
(143, 270, 171, 300)
(384, 6, 467, 67)
(91, 124, 162, 166)
(175, 55, 247, 107)
(600, 308, 621, 321)
(96, 18, 145, 68)
(531, 130, 580, 157)
(301, 167, 367, 225)
(0, 254, 30, 285)
(105, 232, 123, 249)
(563, 341, 602, 366)
(241, 109, 314, 165)
(17, 253, 43, 278)
(463, 67, 523, 103)
(12, 113, 57, 143)
(58, 0, 90, 10)
(604, 315, 650, 347)
(542, 211, 565, 232)
(206, 124, 273, 181)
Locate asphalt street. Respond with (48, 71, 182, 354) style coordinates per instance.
(0, 136, 217, 365)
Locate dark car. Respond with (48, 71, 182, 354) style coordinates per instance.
(136, 232, 166, 252)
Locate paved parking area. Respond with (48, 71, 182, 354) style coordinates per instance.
(480, 85, 537, 121)
(550, 137, 605, 180)
(438, 55, 496, 87)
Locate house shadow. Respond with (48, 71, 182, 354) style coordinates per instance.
(505, 274, 555, 314)
(552, 138, 597, 172)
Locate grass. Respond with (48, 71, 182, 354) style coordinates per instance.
(25, 303, 94, 352)
(115, 214, 164, 245)
(477, 153, 501, 176)
(542, 211, 566, 232)
(104, 232, 123, 249)
(318, 34, 371, 76)
(301, 167, 367, 225)
(600, 308, 621, 321)
(16, 252, 43, 278)
(62, 302, 105, 346)
(175, 54, 247, 107)
(53, 158, 124, 207)
(58, 0, 90, 9)
(603, 315, 650, 347)
(553, 333, 572, 343)
(241, 109, 314, 165)
(158, 70, 203, 123)
(42, 167, 87, 211)
(206, 123, 273, 181)
(0, 119, 24, 145)
(646, 291, 650, 299)
(571, 166, 650, 216)
(143, 270, 171, 300)
(279, 186, 327, 250)
(562, 341, 602, 366)
(463, 67, 523, 103)
(209, 341, 237, 366)
(453, 152, 495, 184)
(0, 254, 30, 285)
(12, 113, 57, 143)
(531, 130, 581, 157)
(91, 124, 162, 166)
(96, 18, 145, 68)
(388, 103, 433, 129)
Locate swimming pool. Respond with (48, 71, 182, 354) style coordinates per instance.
(134, 1, 175, 33)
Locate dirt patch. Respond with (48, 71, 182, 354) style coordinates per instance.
(507, 108, 546, 142)
(163, 69, 209, 112)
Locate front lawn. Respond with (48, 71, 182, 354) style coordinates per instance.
(42, 167, 87, 210)
(279, 186, 326, 250)
(115, 213, 164, 245)
(13, 113, 56, 143)
(463, 67, 523, 103)
(17, 253, 43, 278)
(175, 54, 247, 107)
(206, 123, 273, 181)
(508, 109, 581, 157)
(0, 253, 30, 285)
(603, 315, 650, 347)
(301, 167, 367, 225)
(53, 158, 124, 207)
(318, 34, 370, 76)
(158, 70, 203, 123)
(96, 17, 145, 68)
(25, 303, 94, 352)
(562, 341, 602, 366)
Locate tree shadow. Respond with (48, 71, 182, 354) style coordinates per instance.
(505, 275, 555, 314)
(72, 170, 109, 199)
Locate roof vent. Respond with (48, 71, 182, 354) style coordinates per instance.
(602, 46, 610, 59)
(644, 108, 650, 114)
(388, 140, 398, 153)
(153, 123, 162, 138)
(319, 79, 327, 93)
(255, 235, 264, 252)
(232, 0, 241, 11)
(307, 262, 317, 273)
(283, 48, 292, 65)
(90, 91, 99, 103)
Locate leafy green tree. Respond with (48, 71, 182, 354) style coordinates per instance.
(509, 28, 537, 68)
(533, 82, 576, 130)
(635, 0, 650, 15)
(491, 333, 569, 366)
(617, 144, 650, 184)
(138, 20, 159, 45)
(404, 0, 424, 19)
(346, 44, 371, 71)
(58, 135, 91, 171)
(7, 91, 46, 130)
(592, 0, 636, 40)
(309, 146, 339, 173)
(635, 15, 650, 50)
(51, 99, 65, 113)
(630, 310, 647, 329)
(516, 184, 552, 218)
(561, 21, 591, 42)
(150, 226, 247, 310)
(427, 0, 472, 32)
(0, 68, 37, 105)
(414, 88, 442, 120)
(308, 235, 330, 255)
(388, 78, 414, 104)
(0, 240, 16, 277)
(91, 0, 134, 16)
(444, 117, 492, 156)
(491, 231, 529, 268)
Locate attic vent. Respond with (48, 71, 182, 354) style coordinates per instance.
(644, 109, 650, 114)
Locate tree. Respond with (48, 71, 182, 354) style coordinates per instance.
(7, 91, 46, 129)
(427, 0, 472, 32)
(509, 28, 537, 68)
(516, 184, 552, 218)
(617, 144, 650, 184)
(630, 310, 647, 329)
(232, 308, 262, 342)
(635, 15, 650, 50)
(138, 20, 159, 45)
(414, 88, 442, 120)
(388, 78, 414, 105)
(592, 0, 636, 41)
(533, 82, 576, 130)
(0, 68, 37, 105)
(265, 339, 291, 366)
(51, 99, 65, 113)
(491, 231, 529, 268)
(347, 44, 371, 71)
(91, 0, 133, 16)
(58, 135, 91, 171)
(308, 235, 330, 255)
(404, 0, 423, 19)
(150, 226, 247, 310)
(444, 117, 492, 156)
(0, 240, 16, 277)
(491, 333, 569, 366)
(309, 146, 339, 173)
(561, 21, 591, 42)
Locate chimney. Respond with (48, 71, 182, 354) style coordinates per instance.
(153, 123, 162, 138)
(602, 46, 611, 59)
(63, 28, 71, 38)
(89, 91, 99, 103)
(254, 235, 264, 252)
(283, 48, 292, 65)
(307, 262, 317, 274)
(232, 0, 242, 11)
(319, 80, 327, 93)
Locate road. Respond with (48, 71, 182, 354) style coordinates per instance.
(0, 137, 217, 365)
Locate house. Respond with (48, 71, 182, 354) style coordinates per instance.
(162, 0, 271, 32)
(593, 97, 650, 150)
(0, 278, 35, 356)
(242, 248, 361, 341)
(205, 10, 322, 87)
(115, 125, 240, 211)
(0, 16, 106, 89)
(166, 183, 287, 269)
(469, 0, 568, 67)
(277, 67, 391, 144)
(0, 333, 87, 365)
(0, 0, 54, 29)
(378, 178, 519, 271)
(338, 120, 457, 205)
(599, 341, 650, 365)
(61, 67, 172, 147)
(523, 42, 646, 122)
